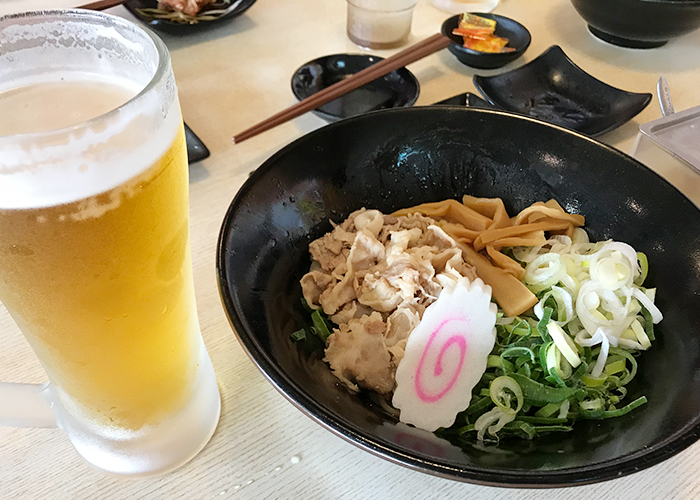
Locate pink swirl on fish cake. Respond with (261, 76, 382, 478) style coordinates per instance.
(414, 317, 468, 403)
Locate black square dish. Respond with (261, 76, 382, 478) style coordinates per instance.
(473, 45, 652, 136)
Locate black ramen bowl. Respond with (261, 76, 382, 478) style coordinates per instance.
(473, 46, 652, 137)
(123, 0, 256, 34)
(570, 0, 700, 49)
(441, 14, 531, 69)
(217, 107, 700, 487)
(291, 54, 419, 122)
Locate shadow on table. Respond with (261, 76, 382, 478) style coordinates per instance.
(189, 160, 211, 184)
(186, 137, 280, 186)
(599, 117, 646, 150)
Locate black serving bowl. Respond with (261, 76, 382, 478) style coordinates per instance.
(473, 46, 652, 136)
(123, 0, 256, 34)
(217, 107, 700, 487)
(570, 0, 700, 48)
(441, 14, 530, 69)
(291, 54, 419, 122)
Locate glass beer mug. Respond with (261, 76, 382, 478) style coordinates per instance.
(0, 10, 221, 476)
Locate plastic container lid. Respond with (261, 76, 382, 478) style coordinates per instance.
(639, 105, 700, 170)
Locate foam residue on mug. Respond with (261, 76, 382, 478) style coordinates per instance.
(0, 14, 180, 212)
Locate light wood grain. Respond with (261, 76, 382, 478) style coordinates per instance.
(2, 0, 700, 499)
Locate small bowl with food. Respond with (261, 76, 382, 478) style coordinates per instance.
(217, 106, 700, 487)
(123, 0, 257, 33)
(441, 13, 531, 69)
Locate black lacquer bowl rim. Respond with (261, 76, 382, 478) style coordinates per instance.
(216, 106, 700, 487)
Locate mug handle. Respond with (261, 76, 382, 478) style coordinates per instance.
(0, 382, 57, 428)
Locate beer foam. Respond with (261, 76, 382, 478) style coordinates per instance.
(0, 12, 181, 211)
(0, 75, 181, 210)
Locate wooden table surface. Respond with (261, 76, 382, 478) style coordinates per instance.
(2, 0, 700, 498)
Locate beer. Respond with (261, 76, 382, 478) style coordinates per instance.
(0, 10, 220, 475)
(0, 78, 199, 430)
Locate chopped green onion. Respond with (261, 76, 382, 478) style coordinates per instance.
(301, 298, 314, 313)
(487, 355, 501, 368)
(579, 397, 605, 418)
(546, 322, 581, 368)
(489, 376, 524, 416)
(635, 252, 649, 286)
(581, 373, 607, 387)
(311, 309, 332, 341)
(464, 395, 493, 416)
(504, 318, 532, 337)
(517, 363, 532, 378)
(547, 365, 568, 388)
(502, 420, 537, 439)
(527, 424, 573, 433)
(290, 329, 307, 343)
(569, 359, 589, 383)
(631, 319, 652, 349)
(600, 396, 647, 418)
(457, 424, 476, 436)
(488, 355, 514, 372)
(510, 373, 585, 405)
(515, 355, 532, 369)
(500, 346, 536, 367)
(537, 307, 554, 342)
(534, 402, 561, 418)
(604, 357, 627, 376)
(545, 342, 572, 380)
(516, 416, 568, 425)
(539, 341, 553, 372)
(608, 348, 638, 386)
(641, 306, 656, 341)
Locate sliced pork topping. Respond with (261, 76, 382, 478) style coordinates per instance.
(301, 208, 477, 393)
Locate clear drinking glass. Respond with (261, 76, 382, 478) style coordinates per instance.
(346, 0, 418, 49)
(0, 10, 221, 476)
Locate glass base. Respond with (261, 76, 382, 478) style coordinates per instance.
(56, 341, 221, 477)
(347, 31, 410, 50)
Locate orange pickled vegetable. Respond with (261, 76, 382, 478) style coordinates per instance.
(453, 13, 514, 54)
